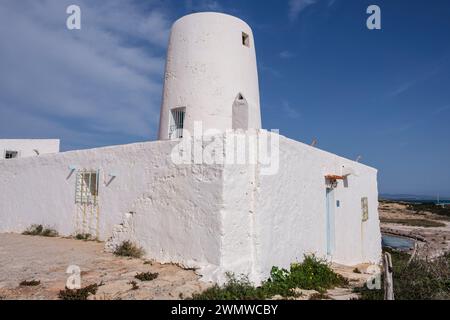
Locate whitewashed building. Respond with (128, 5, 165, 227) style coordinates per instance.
(0, 139, 59, 159)
(0, 13, 381, 284)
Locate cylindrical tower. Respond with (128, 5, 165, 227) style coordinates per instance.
(158, 12, 261, 140)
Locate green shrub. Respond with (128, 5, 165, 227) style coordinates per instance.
(192, 274, 269, 300)
(22, 224, 58, 237)
(41, 228, 59, 237)
(58, 283, 101, 300)
(20, 280, 41, 286)
(356, 249, 450, 300)
(135, 272, 158, 282)
(113, 241, 144, 258)
(22, 224, 43, 235)
(192, 255, 347, 300)
(75, 233, 93, 241)
(266, 255, 348, 293)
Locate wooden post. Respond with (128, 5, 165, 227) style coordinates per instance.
(407, 241, 418, 266)
(383, 252, 394, 300)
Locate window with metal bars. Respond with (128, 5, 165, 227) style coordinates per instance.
(169, 108, 186, 139)
(75, 170, 99, 205)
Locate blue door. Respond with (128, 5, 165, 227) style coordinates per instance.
(326, 188, 335, 256)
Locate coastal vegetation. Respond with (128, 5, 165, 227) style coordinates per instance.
(355, 248, 450, 300)
(191, 255, 347, 300)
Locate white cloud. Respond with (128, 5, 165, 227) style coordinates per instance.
(288, 0, 337, 21)
(0, 0, 171, 150)
(282, 101, 301, 119)
(185, 0, 224, 12)
(279, 51, 296, 59)
(288, 0, 318, 21)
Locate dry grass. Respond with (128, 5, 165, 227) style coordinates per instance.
(113, 241, 145, 258)
(380, 218, 446, 228)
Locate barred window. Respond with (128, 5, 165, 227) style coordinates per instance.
(75, 170, 99, 205)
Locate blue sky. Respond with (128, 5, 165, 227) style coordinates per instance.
(0, 0, 449, 197)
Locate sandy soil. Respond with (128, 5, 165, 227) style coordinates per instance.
(3, 201, 446, 301)
(0, 233, 209, 300)
(0, 233, 373, 300)
(379, 201, 450, 258)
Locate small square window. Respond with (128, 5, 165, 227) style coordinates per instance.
(5, 150, 18, 159)
(242, 32, 250, 47)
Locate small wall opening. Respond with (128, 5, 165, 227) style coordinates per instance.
(4, 150, 18, 159)
(232, 93, 249, 130)
(242, 32, 250, 47)
(169, 107, 186, 139)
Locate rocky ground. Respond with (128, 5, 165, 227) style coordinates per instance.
(379, 201, 450, 258)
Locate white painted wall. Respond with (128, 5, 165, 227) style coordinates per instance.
(249, 134, 381, 282)
(215, 132, 381, 284)
(0, 139, 59, 159)
(158, 12, 261, 140)
(0, 141, 225, 272)
(0, 132, 381, 284)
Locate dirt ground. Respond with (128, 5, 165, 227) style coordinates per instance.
(2, 202, 448, 300)
(379, 201, 450, 258)
(0, 233, 209, 300)
(0, 233, 373, 300)
(8, 201, 445, 301)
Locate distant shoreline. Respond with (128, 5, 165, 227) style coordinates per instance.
(380, 198, 450, 205)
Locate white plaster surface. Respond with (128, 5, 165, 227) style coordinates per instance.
(158, 12, 261, 140)
(0, 139, 59, 159)
(0, 132, 381, 284)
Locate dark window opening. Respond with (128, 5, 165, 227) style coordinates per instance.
(5, 150, 18, 159)
(169, 108, 186, 139)
(242, 32, 250, 47)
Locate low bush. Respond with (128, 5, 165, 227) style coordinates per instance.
(355, 249, 450, 300)
(20, 280, 41, 286)
(128, 281, 139, 290)
(192, 274, 268, 300)
(192, 255, 347, 300)
(135, 272, 158, 282)
(58, 283, 102, 300)
(113, 241, 144, 258)
(75, 233, 93, 241)
(22, 224, 58, 237)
